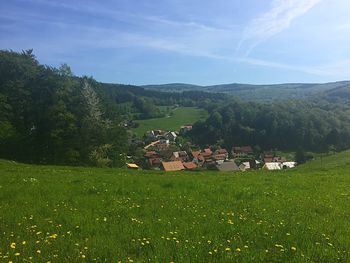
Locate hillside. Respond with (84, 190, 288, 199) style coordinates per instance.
(143, 81, 350, 101)
(132, 107, 208, 137)
(1, 151, 350, 262)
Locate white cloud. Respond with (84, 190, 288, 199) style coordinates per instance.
(237, 0, 322, 56)
(238, 57, 350, 78)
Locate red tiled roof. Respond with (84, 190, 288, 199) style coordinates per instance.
(162, 161, 185, 171)
(191, 151, 201, 159)
(183, 162, 197, 170)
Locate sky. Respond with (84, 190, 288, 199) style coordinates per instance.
(1, 0, 350, 85)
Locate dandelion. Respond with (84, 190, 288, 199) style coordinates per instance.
(275, 244, 284, 248)
(37, 250, 41, 254)
(236, 248, 241, 252)
(225, 248, 231, 252)
(10, 243, 16, 249)
(14, 253, 20, 256)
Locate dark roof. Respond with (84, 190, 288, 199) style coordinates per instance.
(216, 161, 240, 172)
(232, 146, 253, 154)
(215, 148, 228, 155)
(213, 154, 227, 160)
(203, 148, 213, 155)
(144, 151, 159, 158)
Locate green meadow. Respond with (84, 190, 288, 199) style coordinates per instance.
(1, 151, 350, 262)
(132, 107, 208, 137)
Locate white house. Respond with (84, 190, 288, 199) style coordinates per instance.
(282, 162, 297, 169)
(263, 162, 282, 170)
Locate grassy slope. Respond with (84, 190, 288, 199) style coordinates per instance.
(0, 151, 350, 262)
(132, 107, 208, 137)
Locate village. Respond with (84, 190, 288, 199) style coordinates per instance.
(127, 125, 297, 172)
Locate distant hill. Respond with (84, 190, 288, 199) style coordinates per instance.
(320, 84, 350, 101)
(143, 81, 350, 101)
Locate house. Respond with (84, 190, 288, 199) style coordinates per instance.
(239, 160, 260, 171)
(232, 146, 253, 158)
(216, 161, 240, 172)
(262, 153, 274, 163)
(204, 157, 216, 168)
(144, 151, 162, 169)
(201, 148, 213, 160)
(148, 158, 162, 168)
(127, 163, 139, 169)
(239, 161, 251, 171)
(144, 151, 160, 159)
(183, 162, 197, 170)
(213, 148, 229, 164)
(145, 130, 156, 139)
(213, 154, 227, 164)
(191, 150, 205, 166)
(144, 139, 170, 151)
(263, 162, 282, 170)
(273, 156, 287, 163)
(203, 148, 213, 155)
(171, 151, 189, 162)
(214, 148, 229, 158)
(282, 162, 297, 169)
(165, 131, 177, 141)
(162, 161, 185, 171)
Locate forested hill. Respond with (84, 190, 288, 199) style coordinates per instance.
(1, 49, 350, 167)
(143, 81, 350, 101)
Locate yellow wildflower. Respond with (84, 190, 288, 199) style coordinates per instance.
(10, 243, 16, 249)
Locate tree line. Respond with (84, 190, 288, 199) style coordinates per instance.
(0, 50, 127, 166)
(189, 98, 350, 153)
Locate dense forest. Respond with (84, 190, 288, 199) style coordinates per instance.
(1, 49, 350, 167)
(188, 98, 350, 152)
(0, 50, 127, 166)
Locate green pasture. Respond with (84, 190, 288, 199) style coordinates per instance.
(0, 151, 350, 262)
(132, 107, 208, 137)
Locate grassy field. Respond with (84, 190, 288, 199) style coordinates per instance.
(1, 151, 350, 262)
(132, 107, 208, 137)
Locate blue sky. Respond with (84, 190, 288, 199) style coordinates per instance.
(1, 0, 350, 85)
